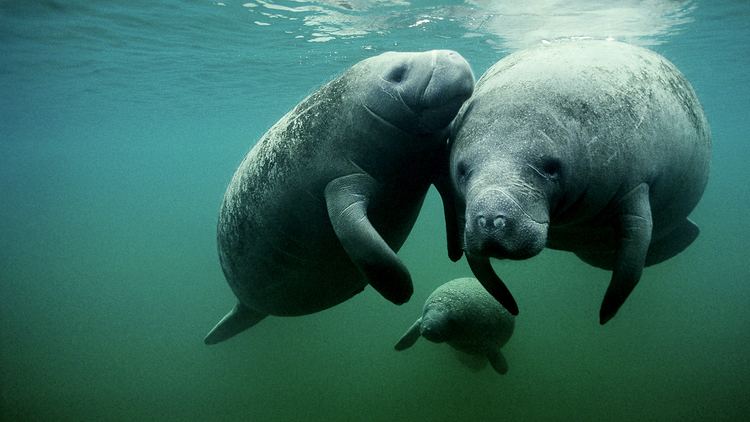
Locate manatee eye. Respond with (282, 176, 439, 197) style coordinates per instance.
(455, 160, 469, 184)
(385, 63, 407, 83)
(541, 157, 562, 181)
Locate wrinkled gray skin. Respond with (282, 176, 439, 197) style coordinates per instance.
(395, 277, 516, 375)
(205, 50, 474, 344)
(445, 40, 711, 324)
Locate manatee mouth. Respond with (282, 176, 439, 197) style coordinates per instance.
(464, 187, 549, 260)
(388, 66, 440, 134)
(415, 52, 474, 133)
(464, 233, 544, 261)
(415, 56, 437, 108)
(467, 239, 510, 259)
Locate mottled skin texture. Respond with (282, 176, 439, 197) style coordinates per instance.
(445, 40, 710, 324)
(205, 50, 474, 344)
(395, 277, 515, 375)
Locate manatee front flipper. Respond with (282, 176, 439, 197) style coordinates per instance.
(645, 218, 699, 266)
(325, 173, 413, 305)
(394, 318, 422, 351)
(600, 183, 653, 325)
(204, 303, 267, 345)
(467, 254, 519, 315)
(433, 145, 464, 262)
(487, 349, 509, 375)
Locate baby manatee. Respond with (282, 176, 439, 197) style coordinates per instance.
(395, 277, 516, 375)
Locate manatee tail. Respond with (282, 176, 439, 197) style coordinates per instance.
(204, 303, 267, 345)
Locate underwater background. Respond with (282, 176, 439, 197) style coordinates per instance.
(1, 1, 749, 420)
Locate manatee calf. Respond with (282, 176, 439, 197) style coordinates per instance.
(445, 40, 710, 324)
(205, 50, 474, 344)
(395, 277, 515, 375)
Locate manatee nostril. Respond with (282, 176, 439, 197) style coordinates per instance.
(475, 213, 505, 232)
(386, 63, 407, 83)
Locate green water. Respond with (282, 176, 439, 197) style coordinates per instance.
(1, 1, 749, 420)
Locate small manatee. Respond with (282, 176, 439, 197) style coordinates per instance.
(395, 277, 516, 375)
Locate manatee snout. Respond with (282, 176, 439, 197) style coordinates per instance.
(420, 312, 449, 343)
(465, 188, 548, 260)
(474, 212, 507, 235)
(391, 50, 474, 133)
(367, 50, 473, 135)
(422, 50, 475, 104)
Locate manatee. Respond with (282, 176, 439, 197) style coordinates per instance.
(444, 40, 711, 324)
(204, 50, 475, 344)
(395, 277, 516, 375)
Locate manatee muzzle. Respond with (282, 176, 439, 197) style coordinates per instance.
(414, 50, 474, 133)
(420, 312, 448, 343)
(385, 50, 474, 134)
(464, 187, 548, 260)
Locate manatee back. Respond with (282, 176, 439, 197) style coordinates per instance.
(216, 72, 356, 309)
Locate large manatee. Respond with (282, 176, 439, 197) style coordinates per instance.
(444, 40, 710, 324)
(395, 277, 516, 375)
(205, 50, 474, 344)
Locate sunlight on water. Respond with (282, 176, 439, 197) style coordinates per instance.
(467, 0, 695, 48)
(228, 0, 695, 48)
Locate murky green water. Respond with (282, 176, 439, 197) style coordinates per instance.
(2, 1, 748, 420)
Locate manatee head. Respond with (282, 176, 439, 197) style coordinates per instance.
(419, 308, 454, 344)
(450, 101, 573, 260)
(358, 50, 474, 135)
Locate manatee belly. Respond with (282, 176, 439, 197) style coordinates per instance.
(217, 174, 425, 316)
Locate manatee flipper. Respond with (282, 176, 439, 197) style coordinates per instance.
(574, 247, 616, 270)
(325, 173, 413, 305)
(600, 183, 653, 325)
(487, 348, 509, 375)
(433, 145, 464, 262)
(394, 318, 422, 351)
(204, 303, 267, 345)
(645, 218, 699, 266)
(467, 254, 519, 315)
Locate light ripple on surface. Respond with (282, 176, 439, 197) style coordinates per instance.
(0, 0, 697, 115)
